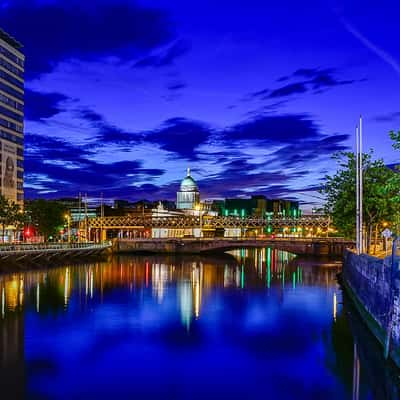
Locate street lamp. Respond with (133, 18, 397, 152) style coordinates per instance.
(64, 214, 71, 243)
(195, 204, 202, 237)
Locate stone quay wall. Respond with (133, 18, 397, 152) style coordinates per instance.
(343, 250, 400, 367)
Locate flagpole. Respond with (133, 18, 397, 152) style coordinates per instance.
(356, 125, 360, 254)
(359, 115, 363, 253)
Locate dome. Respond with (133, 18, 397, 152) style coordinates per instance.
(180, 168, 199, 192)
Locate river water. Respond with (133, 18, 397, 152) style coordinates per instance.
(0, 249, 399, 400)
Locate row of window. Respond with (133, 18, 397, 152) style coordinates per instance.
(0, 92, 23, 111)
(0, 81, 23, 100)
(0, 117, 23, 133)
(0, 128, 23, 145)
(0, 56, 24, 78)
(0, 69, 23, 89)
(0, 45, 24, 68)
(0, 104, 23, 123)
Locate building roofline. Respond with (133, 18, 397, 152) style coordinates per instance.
(0, 28, 23, 50)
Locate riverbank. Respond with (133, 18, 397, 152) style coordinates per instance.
(341, 249, 400, 369)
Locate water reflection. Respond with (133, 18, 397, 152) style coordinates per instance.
(0, 249, 398, 399)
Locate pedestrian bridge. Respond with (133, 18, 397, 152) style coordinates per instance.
(0, 242, 112, 264)
(117, 237, 354, 257)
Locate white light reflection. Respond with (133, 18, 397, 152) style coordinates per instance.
(36, 283, 40, 313)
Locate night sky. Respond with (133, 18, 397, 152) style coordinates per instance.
(1, 0, 399, 206)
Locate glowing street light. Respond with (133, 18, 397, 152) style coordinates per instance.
(64, 214, 71, 243)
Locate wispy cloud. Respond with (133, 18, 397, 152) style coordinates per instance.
(340, 17, 400, 77)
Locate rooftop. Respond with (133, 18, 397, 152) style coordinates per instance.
(0, 28, 23, 50)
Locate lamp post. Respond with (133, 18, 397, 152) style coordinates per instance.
(65, 214, 71, 243)
(196, 204, 202, 238)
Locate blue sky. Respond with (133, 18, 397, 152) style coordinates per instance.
(1, 0, 399, 205)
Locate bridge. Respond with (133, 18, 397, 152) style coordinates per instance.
(0, 242, 112, 265)
(117, 237, 354, 257)
(84, 214, 331, 241)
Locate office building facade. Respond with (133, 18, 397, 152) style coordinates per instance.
(0, 29, 24, 205)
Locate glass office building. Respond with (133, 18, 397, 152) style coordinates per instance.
(0, 28, 24, 205)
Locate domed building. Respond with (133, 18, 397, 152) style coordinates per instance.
(177, 168, 200, 210)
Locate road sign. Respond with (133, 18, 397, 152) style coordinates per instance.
(382, 228, 392, 239)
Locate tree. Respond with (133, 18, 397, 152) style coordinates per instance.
(321, 151, 398, 252)
(388, 130, 400, 232)
(390, 130, 400, 150)
(25, 199, 67, 241)
(0, 195, 25, 242)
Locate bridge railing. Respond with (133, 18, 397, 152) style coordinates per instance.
(86, 215, 331, 229)
(0, 241, 112, 253)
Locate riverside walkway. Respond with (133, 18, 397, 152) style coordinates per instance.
(0, 242, 112, 263)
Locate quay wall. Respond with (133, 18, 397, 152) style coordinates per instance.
(342, 250, 400, 367)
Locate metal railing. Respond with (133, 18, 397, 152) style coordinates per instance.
(0, 241, 112, 253)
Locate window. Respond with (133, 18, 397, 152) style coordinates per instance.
(0, 104, 23, 122)
(0, 81, 23, 100)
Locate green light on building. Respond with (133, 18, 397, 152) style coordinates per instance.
(241, 209, 245, 218)
(267, 248, 271, 288)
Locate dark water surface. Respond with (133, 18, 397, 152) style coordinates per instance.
(0, 249, 399, 400)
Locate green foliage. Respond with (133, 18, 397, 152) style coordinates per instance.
(389, 130, 400, 232)
(321, 151, 398, 242)
(0, 195, 25, 240)
(25, 199, 67, 240)
(390, 130, 400, 150)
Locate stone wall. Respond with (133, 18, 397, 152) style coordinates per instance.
(343, 250, 400, 364)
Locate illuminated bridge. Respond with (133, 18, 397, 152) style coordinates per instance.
(116, 237, 354, 257)
(83, 214, 333, 243)
(86, 214, 330, 231)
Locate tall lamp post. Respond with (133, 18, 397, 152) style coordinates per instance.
(196, 204, 202, 238)
(65, 214, 71, 243)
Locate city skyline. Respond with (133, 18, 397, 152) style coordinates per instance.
(1, 1, 399, 205)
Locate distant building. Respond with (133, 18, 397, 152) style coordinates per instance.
(176, 168, 200, 210)
(0, 29, 24, 205)
(222, 195, 300, 218)
(56, 198, 98, 222)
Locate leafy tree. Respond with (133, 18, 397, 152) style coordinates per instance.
(321, 151, 398, 252)
(389, 130, 400, 232)
(0, 195, 25, 242)
(25, 199, 67, 240)
(390, 130, 400, 150)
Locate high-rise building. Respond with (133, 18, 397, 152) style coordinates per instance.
(0, 28, 24, 205)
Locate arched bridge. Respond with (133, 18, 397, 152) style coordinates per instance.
(117, 238, 354, 257)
